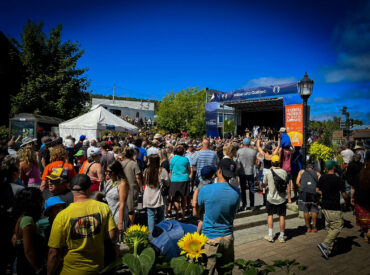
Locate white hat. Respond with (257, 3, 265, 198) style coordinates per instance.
(64, 139, 74, 148)
(20, 136, 37, 147)
(87, 146, 102, 158)
(154, 133, 163, 139)
(279, 127, 286, 133)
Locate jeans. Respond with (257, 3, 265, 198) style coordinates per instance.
(239, 174, 255, 207)
(147, 206, 165, 233)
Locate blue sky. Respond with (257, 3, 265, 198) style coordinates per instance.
(1, 0, 369, 123)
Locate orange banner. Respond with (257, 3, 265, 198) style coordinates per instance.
(285, 104, 303, 146)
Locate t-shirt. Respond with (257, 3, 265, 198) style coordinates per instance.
(137, 147, 147, 169)
(78, 160, 88, 174)
(39, 147, 50, 175)
(193, 150, 219, 180)
(48, 200, 116, 275)
(317, 174, 345, 210)
(236, 147, 257, 175)
(264, 168, 287, 205)
(341, 149, 354, 164)
(143, 168, 169, 208)
(100, 151, 115, 173)
(42, 161, 77, 181)
(121, 159, 141, 189)
(170, 155, 190, 182)
(198, 182, 240, 239)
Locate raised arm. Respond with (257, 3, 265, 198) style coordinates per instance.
(256, 138, 264, 155)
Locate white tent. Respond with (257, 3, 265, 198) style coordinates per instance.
(59, 106, 138, 140)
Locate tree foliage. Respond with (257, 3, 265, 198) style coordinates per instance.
(309, 116, 341, 147)
(10, 20, 90, 120)
(157, 87, 206, 137)
(224, 119, 235, 134)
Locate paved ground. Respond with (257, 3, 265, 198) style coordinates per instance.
(234, 211, 370, 274)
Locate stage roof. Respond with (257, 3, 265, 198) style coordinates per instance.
(226, 97, 283, 111)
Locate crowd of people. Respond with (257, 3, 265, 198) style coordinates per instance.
(0, 127, 369, 274)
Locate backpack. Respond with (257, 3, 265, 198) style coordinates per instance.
(270, 168, 287, 193)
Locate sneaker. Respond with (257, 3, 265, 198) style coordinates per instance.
(238, 206, 246, 212)
(312, 227, 318, 233)
(278, 236, 286, 243)
(264, 235, 274, 243)
(317, 243, 330, 259)
(307, 227, 312, 233)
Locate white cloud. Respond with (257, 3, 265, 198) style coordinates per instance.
(244, 77, 297, 88)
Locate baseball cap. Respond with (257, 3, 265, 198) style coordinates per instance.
(80, 135, 86, 141)
(74, 149, 84, 157)
(325, 160, 337, 170)
(279, 127, 286, 133)
(201, 165, 217, 179)
(71, 174, 92, 191)
(271, 155, 280, 163)
(46, 168, 69, 181)
(44, 196, 66, 214)
(219, 158, 237, 179)
(87, 147, 102, 158)
(243, 138, 251, 146)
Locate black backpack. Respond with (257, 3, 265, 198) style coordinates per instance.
(270, 168, 287, 193)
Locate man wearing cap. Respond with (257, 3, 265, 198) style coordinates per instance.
(198, 158, 240, 274)
(236, 137, 257, 211)
(317, 160, 347, 259)
(73, 135, 86, 155)
(263, 155, 288, 243)
(43, 168, 74, 206)
(74, 149, 87, 173)
(47, 174, 117, 275)
(147, 134, 162, 156)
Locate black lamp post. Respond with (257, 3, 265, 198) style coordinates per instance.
(298, 72, 314, 169)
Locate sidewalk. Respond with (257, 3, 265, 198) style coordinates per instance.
(234, 212, 370, 274)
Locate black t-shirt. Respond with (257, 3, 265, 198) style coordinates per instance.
(39, 147, 50, 175)
(317, 173, 345, 210)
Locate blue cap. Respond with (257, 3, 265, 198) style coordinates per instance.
(80, 135, 86, 141)
(201, 165, 217, 179)
(243, 138, 251, 146)
(44, 196, 66, 214)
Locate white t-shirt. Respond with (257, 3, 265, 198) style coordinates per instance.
(264, 168, 287, 205)
(147, 146, 159, 156)
(341, 149, 354, 164)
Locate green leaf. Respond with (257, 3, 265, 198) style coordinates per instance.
(272, 260, 285, 267)
(184, 263, 204, 275)
(170, 257, 204, 275)
(235, 258, 247, 268)
(138, 248, 155, 275)
(243, 267, 258, 275)
(99, 256, 125, 274)
(122, 253, 141, 275)
(208, 253, 222, 259)
(263, 265, 276, 272)
(298, 265, 307, 271)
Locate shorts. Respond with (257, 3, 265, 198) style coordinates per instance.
(127, 185, 139, 212)
(169, 181, 190, 197)
(298, 201, 319, 213)
(266, 201, 286, 216)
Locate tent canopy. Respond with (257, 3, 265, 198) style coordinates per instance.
(59, 106, 138, 140)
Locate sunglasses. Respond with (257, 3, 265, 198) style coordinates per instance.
(48, 179, 61, 185)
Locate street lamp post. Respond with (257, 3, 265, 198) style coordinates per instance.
(298, 72, 314, 169)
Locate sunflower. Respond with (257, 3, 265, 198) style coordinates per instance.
(125, 224, 150, 236)
(178, 232, 208, 260)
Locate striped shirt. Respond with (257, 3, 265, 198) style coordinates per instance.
(193, 150, 219, 179)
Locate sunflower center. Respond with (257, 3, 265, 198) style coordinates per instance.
(189, 241, 200, 252)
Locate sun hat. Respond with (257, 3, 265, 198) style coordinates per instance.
(243, 138, 251, 146)
(20, 136, 37, 148)
(271, 155, 280, 163)
(44, 196, 66, 214)
(46, 168, 69, 181)
(218, 158, 236, 179)
(71, 174, 92, 191)
(354, 145, 362, 150)
(200, 165, 217, 179)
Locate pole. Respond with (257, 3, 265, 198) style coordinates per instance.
(223, 104, 225, 139)
(302, 98, 308, 169)
(113, 84, 115, 104)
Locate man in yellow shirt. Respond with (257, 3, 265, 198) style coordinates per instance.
(47, 174, 117, 275)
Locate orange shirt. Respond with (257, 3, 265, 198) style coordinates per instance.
(79, 160, 88, 174)
(42, 161, 77, 181)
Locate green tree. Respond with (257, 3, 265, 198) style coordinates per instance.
(224, 119, 235, 134)
(10, 20, 90, 120)
(309, 116, 341, 147)
(157, 87, 206, 137)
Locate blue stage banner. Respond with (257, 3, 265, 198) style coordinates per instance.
(210, 82, 298, 102)
(205, 102, 219, 138)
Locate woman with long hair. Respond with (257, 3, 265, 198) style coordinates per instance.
(18, 147, 41, 188)
(12, 188, 45, 275)
(104, 160, 129, 233)
(169, 145, 192, 221)
(143, 154, 169, 233)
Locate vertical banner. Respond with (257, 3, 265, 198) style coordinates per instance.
(285, 104, 303, 146)
(205, 102, 219, 138)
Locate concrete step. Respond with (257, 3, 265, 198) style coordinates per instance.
(234, 207, 299, 231)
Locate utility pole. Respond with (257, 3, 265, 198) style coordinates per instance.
(341, 106, 350, 141)
(113, 84, 115, 104)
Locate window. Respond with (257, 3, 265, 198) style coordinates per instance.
(218, 114, 223, 123)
